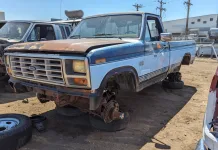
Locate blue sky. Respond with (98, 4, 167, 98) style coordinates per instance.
(0, 0, 217, 21)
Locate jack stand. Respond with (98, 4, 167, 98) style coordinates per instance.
(211, 40, 218, 62)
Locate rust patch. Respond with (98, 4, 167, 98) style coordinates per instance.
(5, 39, 127, 53)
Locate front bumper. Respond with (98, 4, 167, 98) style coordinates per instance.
(9, 77, 97, 98)
(9, 77, 102, 110)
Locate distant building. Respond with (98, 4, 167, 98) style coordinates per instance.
(163, 14, 218, 37)
(0, 11, 5, 20)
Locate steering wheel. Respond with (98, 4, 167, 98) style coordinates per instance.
(125, 31, 136, 34)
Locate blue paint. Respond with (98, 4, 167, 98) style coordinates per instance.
(87, 39, 195, 65)
(87, 41, 145, 64)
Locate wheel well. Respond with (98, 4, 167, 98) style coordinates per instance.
(107, 72, 136, 91)
(99, 67, 139, 92)
(181, 53, 191, 65)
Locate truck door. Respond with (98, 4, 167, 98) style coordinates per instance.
(145, 16, 170, 76)
(26, 24, 56, 42)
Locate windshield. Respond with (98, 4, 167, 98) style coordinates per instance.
(70, 14, 142, 39)
(0, 22, 30, 40)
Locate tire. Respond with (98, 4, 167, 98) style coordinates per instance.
(56, 106, 85, 117)
(36, 93, 50, 103)
(89, 112, 130, 132)
(162, 80, 184, 89)
(0, 114, 32, 150)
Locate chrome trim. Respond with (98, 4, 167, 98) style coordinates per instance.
(85, 58, 91, 87)
(10, 56, 65, 84)
(5, 53, 91, 89)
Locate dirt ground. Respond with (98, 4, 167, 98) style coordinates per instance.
(0, 57, 217, 150)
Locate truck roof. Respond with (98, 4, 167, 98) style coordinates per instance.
(49, 19, 82, 24)
(6, 20, 71, 25)
(7, 20, 48, 23)
(85, 12, 159, 19)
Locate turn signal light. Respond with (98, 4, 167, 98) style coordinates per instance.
(95, 58, 106, 64)
(7, 68, 12, 75)
(73, 78, 87, 86)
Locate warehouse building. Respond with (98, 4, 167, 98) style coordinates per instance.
(163, 14, 218, 37)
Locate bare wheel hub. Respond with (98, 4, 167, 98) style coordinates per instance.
(102, 100, 124, 123)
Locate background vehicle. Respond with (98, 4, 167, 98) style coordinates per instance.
(0, 20, 72, 79)
(5, 12, 196, 131)
(196, 67, 218, 150)
(196, 37, 218, 57)
(196, 28, 218, 150)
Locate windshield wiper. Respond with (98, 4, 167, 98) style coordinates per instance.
(94, 34, 123, 40)
(70, 35, 80, 39)
(94, 33, 113, 37)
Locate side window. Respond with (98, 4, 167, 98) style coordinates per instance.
(147, 17, 162, 41)
(145, 23, 151, 41)
(65, 26, 71, 37)
(28, 25, 56, 41)
(59, 26, 67, 39)
(28, 26, 40, 41)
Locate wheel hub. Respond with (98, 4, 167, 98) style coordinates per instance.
(0, 118, 19, 133)
(102, 100, 124, 123)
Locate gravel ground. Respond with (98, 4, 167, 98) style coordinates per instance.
(0, 57, 217, 150)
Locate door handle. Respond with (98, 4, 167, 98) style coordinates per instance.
(154, 54, 157, 57)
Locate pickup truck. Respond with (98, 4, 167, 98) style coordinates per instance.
(0, 20, 72, 79)
(4, 12, 196, 131)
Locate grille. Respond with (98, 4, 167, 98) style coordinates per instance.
(10, 56, 64, 85)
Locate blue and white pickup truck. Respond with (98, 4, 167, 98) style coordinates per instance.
(4, 12, 196, 131)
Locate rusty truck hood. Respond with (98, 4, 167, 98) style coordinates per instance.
(5, 39, 128, 53)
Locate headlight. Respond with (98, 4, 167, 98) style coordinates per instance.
(73, 60, 86, 73)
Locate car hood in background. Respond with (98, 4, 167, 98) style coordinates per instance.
(5, 39, 128, 54)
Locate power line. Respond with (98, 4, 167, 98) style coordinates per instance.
(184, 0, 193, 38)
(133, 3, 143, 11)
(156, 0, 166, 19)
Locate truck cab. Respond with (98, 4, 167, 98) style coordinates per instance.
(4, 12, 196, 131)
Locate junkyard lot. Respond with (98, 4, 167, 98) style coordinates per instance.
(0, 58, 216, 150)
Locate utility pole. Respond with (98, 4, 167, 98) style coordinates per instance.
(184, 0, 193, 38)
(133, 3, 143, 11)
(156, 0, 166, 19)
(60, 0, 63, 19)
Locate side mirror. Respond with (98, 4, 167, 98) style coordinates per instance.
(161, 33, 172, 42)
(208, 28, 218, 40)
